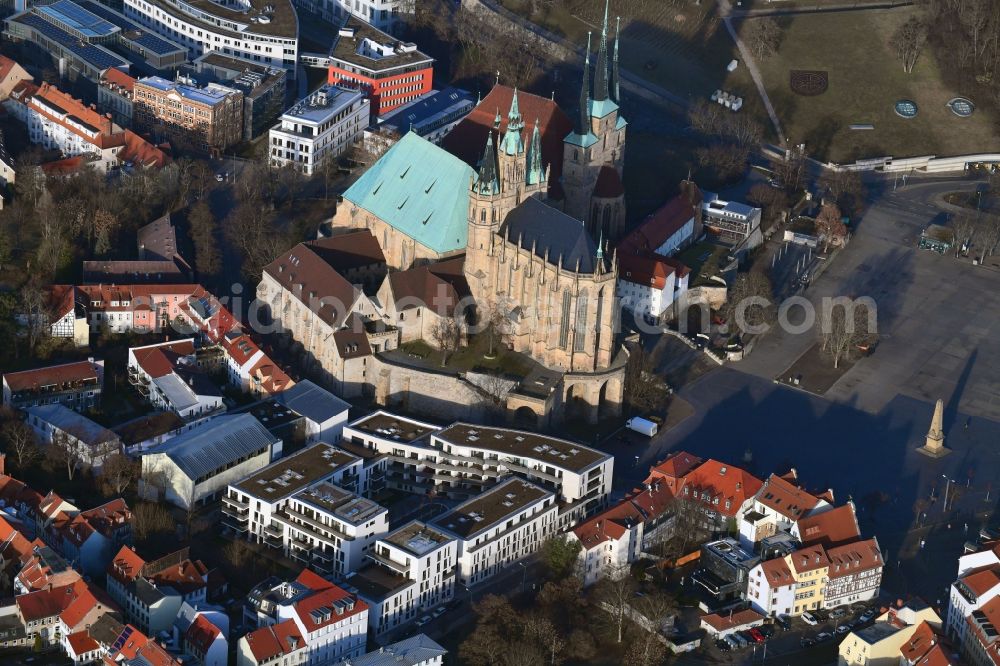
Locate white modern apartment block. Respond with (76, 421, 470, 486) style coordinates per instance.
(122, 0, 299, 73)
(701, 192, 763, 249)
(222, 442, 363, 543)
(299, 0, 410, 35)
(433, 478, 557, 586)
(344, 412, 613, 527)
(128, 339, 224, 421)
(947, 544, 1000, 646)
(348, 521, 456, 635)
(276, 482, 388, 576)
(269, 84, 369, 175)
(138, 413, 280, 509)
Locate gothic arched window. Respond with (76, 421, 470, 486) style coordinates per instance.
(574, 289, 588, 352)
(558, 291, 572, 349)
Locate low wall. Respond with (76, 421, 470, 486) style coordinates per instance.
(370, 356, 490, 422)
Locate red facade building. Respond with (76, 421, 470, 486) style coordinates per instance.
(327, 16, 433, 117)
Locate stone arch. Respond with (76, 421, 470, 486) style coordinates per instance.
(513, 405, 539, 428)
(599, 376, 623, 420)
(564, 382, 590, 421)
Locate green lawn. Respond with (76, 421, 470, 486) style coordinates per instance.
(677, 241, 729, 287)
(732, 9, 1000, 162)
(399, 334, 536, 378)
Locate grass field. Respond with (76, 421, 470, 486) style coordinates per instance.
(732, 9, 1000, 163)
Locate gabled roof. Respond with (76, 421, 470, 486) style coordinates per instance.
(243, 619, 305, 662)
(500, 197, 601, 274)
(262, 242, 362, 328)
(347, 634, 448, 666)
(108, 545, 146, 585)
(899, 621, 954, 665)
(788, 544, 830, 574)
(293, 582, 367, 632)
(679, 459, 762, 518)
(344, 131, 475, 255)
(758, 557, 795, 587)
(185, 614, 222, 654)
(276, 380, 349, 425)
(757, 473, 822, 520)
(67, 630, 100, 656)
(386, 257, 469, 315)
(618, 252, 690, 289)
(619, 188, 701, 256)
(796, 503, 860, 547)
(3, 360, 101, 392)
(102, 67, 136, 93)
(130, 339, 196, 378)
(646, 451, 703, 495)
(961, 565, 1000, 597)
(303, 231, 385, 272)
(701, 608, 764, 632)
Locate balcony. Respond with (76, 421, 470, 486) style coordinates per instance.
(262, 523, 282, 538)
(368, 549, 410, 575)
(222, 517, 248, 534)
(276, 508, 353, 544)
(222, 495, 249, 510)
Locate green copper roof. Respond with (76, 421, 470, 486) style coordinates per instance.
(615, 115, 628, 130)
(588, 97, 619, 119)
(344, 132, 475, 255)
(564, 131, 598, 148)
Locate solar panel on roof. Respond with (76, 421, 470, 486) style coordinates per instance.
(16, 13, 128, 70)
(38, 0, 118, 38)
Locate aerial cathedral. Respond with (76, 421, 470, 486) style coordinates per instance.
(463, 7, 626, 422)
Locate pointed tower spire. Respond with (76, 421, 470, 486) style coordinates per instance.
(477, 133, 499, 196)
(593, 1, 610, 102)
(578, 32, 592, 136)
(500, 89, 525, 155)
(596, 230, 604, 261)
(611, 15, 621, 104)
(528, 118, 543, 185)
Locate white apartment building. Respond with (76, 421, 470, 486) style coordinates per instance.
(276, 482, 388, 576)
(701, 193, 763, 249)
(269, 84, 369, 175)
(243, 569, 368, 665)
(433, 478, 558, 586)
(299, 0, 410, 35)
(222, 442, 363, 544)
(348, 521, 457, 635)
(748, 557, 797, 618)
(122, 0, 299, 73)
(947, 544, 1000, 646)
(138, 413, 280, 509)
(344, 413, 613, 526)
(128, 339, 224, 421)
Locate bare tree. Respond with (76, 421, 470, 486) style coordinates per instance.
(951, 214, 977, 256)
(722, 269, 775, 337)
(745, 17, 782, 60)
(747, 183, 791, 231)
(1, 416, 40, 472)
(771, 146, 807, 194)
(102, 453, 139, 495)
(431, 317, 461, 366)
(20, 284, 50, 355)
(481, 300, 512, 358)
(891, 16, 929, 73)
(596, 565, 635, 643)
(49, 431, 84, 480)
(525, 614, 566, 666)
(818, 170, 865, 217)
(815, 203, 848, 252)
(976, 215, 1000, 257)
(132, 502, 175, 547)
(623, 345, 669, 415)
(820, 298, 876, 369)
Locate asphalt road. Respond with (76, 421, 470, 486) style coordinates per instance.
(602, 173, 1000, 608)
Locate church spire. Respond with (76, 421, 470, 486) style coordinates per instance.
(500, 88, 525, 155)
(593, 0, 610, 102)
(577, 32, 592, 136)
(611, 15, 621, 104)
(527, 118, 543, 185)
(476, 133, 499, 195)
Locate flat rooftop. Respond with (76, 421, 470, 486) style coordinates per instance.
(39, 0, 117, 39)
(331, 15, 432, 73)
(234, 443, 359, 500)
(348, 411, 438, 443)
(433, 479, 552, 540)
(138, 0, 297, 39)
(278, 85, 364, 125)
(433, 423, 608, 472)
(384, 521, 452, 556)
(234, 398, 302, 431)
(294, 482, 385, 525)
(335, 439, 387, 463)
(137, 76, 235, 106)
(348, 563, 413, 601)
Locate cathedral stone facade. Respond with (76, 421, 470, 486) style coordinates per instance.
(325, 6, 629, 424)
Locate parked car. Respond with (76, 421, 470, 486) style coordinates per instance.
(724, 635, 741, 650)
(731, 632, 748, 649)
(800, 637, 816, 648)
(816, 632, 834, 643)
(775, 615, 792, 631)
(748, 628, 766, 643)
(859, 609, 876, 623)
(802, 611, 820, 625)
(758, 624, 776, 639)
(215, 173, 225, 182)
(416, 615, 432, 627)
(830, 608, 848, 620)
(835, 624, 851, 635)
(715, 639, 732, 652)
(432, 606, 447, 619)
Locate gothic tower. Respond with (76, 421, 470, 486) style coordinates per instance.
(562, 2, 628, 240)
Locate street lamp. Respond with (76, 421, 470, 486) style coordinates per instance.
(942, 474, 954, 513)
(464, 584, 473, 605)
(518, 561, 527, 592)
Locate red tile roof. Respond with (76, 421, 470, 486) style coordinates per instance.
(15, 579, 91, 622)
(243, 619, 306, 662)
(149, 558, 208, 595)
(788, 544, 830, 574)
(102, 68, 136, 93)
(796, 504, 861, 547)
(3, 361, 100, 392)
(0, 56, 28, 86)
(759, 557, 795, 587)
(262, 243, 361, 329)
(899, 621, 954, 665)
(296, 567, 334, 592)
(305, 231, 385, 271)
(968, 595, 1000, 665)
(108, 545, 146, 585)
(645, 451, 703, 495)
(960, 565, 1000, 597)
(757, 473, 822, 520)
(248, 357, 295, 395)
(679, 459, 762, 518)
(443, 85, 572, 199)
(80, 499, 131, 539)
(185, 614, 222, 655)
(701, 608, 764, 632)
(618, 251, 690, 289)
(618, 188, 700, 257)
(29, 83, 118, 148)
(67, 630, 100, 656)
(131, 340, 196, 378)
(293, 583, 367, 632)
(826, 538, 882, 579)
(387, 257, 469, 315)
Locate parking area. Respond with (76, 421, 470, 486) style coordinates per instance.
(704, 603, 880, 663)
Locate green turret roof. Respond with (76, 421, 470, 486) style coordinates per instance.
(343, 132, 475, 255)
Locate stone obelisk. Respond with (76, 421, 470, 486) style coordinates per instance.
(918, 399, 950, 457)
